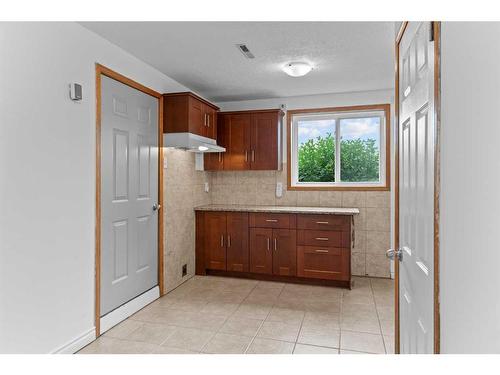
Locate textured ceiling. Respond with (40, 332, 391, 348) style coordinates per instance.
(81, 22, 395, 102)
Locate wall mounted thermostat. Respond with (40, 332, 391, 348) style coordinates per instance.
(69, 83, 82, 101)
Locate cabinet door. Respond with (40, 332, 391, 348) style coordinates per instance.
(226, 212, 249, 272)
(249, 228, 273, 274)
(203, 152, 224, 171)
(204, 212, 227, 270)
(188, 96, 205, 137)
(297, 246, 349, 281)
(272, 229, 297, 276)
(250, 112, 279, 170)
(204, 105, 217, 140)
(204, 113, 224, 170)
(224, 114, 251, 170)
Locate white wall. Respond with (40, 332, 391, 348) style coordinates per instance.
(440, 22, 500, 353)
(0, 22, 189, 353)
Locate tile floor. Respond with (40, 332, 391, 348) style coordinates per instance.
(79, 275, 394, 354)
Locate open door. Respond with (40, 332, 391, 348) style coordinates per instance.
(392, 22, 440, 354)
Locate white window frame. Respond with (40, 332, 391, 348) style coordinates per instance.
(290, 109, 387, 189)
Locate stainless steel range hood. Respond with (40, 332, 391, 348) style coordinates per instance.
(163, 132, 225, 153)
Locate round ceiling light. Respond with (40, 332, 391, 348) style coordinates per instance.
(282, 62, 313, 77)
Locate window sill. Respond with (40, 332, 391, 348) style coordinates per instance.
(287, 184, 390, 191)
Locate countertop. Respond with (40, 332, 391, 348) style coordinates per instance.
(194, 204, 359, 215)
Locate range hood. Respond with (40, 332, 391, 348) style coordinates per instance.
(163, 132, 225, 153)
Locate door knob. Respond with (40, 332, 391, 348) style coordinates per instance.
(152, 203, 161, 211)
(386, 248, 403, 261)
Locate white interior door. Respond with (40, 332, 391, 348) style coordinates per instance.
(398, 22, 436, 353)
(100, 75, 159, 316)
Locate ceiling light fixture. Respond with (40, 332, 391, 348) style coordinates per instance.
(282, 62, 313, 77)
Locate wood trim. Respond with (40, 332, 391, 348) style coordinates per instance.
(162, 91, 219, 110)
(94, 64, 165, 337)
(433, 21, 442, 355)
(219, 108, 284, 115)
(393, 21, 441, 354)
(95, 66, 102, 337)
(286, 104, 391, 191)
(158, 96, 165, 296)
(393, 20, 408, 355)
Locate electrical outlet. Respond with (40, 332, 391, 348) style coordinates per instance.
(276, 182, 283, 198)
(182, 264, 187, 277)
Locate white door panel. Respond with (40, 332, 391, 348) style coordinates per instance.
(101, 76, 158, 316)
(398, 22, 435, 354)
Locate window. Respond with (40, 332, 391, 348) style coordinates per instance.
(288, 104, 390, 190)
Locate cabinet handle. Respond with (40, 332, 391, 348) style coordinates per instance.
(207, 114, 210, 127)
(220, 235, 224, 247)
(227, 235, 231, 248)
(218, 152, 222, 163)
(251, 149, 255, 162)
(316, 221, 329, 224)
(245, 150, 248, 162)
(315, 237, 329, 241)
(265, 219, 278, 222)
(274, 238, 277, 251)
(267, 238, 270, 251)
(315, 249, 329, 253)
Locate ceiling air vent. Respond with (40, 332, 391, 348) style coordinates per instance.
(236, 44, 255, 59)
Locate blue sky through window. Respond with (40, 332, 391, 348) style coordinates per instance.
(298, 117, 380, 147)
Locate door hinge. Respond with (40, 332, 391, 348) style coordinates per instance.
(429, 22, 435, 42)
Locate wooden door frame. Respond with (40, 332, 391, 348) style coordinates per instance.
(394, 22, 441, 354)
(95, 63, 165, 337)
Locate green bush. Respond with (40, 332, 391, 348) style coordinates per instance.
(298, 133, 379, 183)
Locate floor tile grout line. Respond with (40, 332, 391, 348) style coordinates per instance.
(370, 278, 388, 354)
(244, 281, 285, 354)
(200, 279, 260, 354)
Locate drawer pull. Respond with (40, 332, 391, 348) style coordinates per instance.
(315, 237, 329, 241)
(265, 219, 278, 222)
(267, 238, 270, 251)
(316, 221, 329, 224)
(315, 249, 329, 253)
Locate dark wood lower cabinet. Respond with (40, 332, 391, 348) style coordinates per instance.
(204, 212, 227, 270)
(249, 228, 273, 274)
(196, 210, 352, 288)
(272, 229, 296, 276)
(297, 246, 350, 281)
(226, 213, 249, 272)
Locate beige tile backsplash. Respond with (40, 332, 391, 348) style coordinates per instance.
(163, 149, 211, 292)
(163, 155, 391, 290)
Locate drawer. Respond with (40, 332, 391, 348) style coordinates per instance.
(297, 214, 350, 231)
(297, 229, 349, 248)
(297, 246, 350, 281)
(249, 213, 296, 229)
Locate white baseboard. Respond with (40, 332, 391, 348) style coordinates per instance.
(100, 286, 159, 334)
(52, 327, 96, 354)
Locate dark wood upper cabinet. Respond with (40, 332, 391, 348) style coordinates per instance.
(249, 228, 273, 274)
(272, 229, 297, 277)
(223, 113, 252, 170)
(251, 111, 282, 170)
(226, 212, 249, 272)
(163, 92, 219, 140)
(204, 212, 227, 270)
(205, 109, 283, 171)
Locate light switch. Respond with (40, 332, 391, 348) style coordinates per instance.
(204, 182, 210, 193)
(163, 156, 168, 169)
(276, 182, 283, 198)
